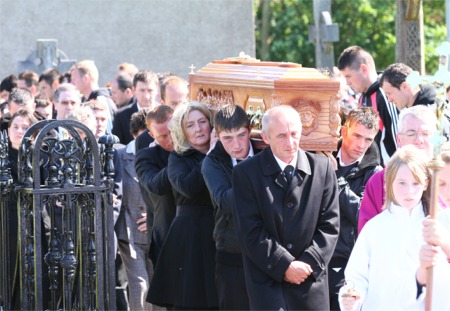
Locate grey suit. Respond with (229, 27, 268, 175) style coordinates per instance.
(115, 144, 152, 311)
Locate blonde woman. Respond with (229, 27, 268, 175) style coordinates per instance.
(148, 101, 218, 310)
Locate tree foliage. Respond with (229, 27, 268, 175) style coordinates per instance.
(254, 0, 446, 74)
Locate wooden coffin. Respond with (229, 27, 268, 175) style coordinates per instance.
(189, 56, 340, 152)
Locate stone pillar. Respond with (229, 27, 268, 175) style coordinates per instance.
(308, 0, 339, 70)
(395, 0, 425, 74)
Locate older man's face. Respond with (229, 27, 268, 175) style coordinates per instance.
(55, 90, 81, 120)
(261, 111, 301, 164)
(397, 114, 435, 159)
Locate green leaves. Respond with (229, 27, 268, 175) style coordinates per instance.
(254, 0, 446, 74)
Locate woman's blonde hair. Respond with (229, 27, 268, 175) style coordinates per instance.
(168, 101, 212, 154)
(383, 145, 431, 215)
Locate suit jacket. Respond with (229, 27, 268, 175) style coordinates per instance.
(232, 147, 339, 310)
(112, 100, 138, 145)
(115, 145, 148, 245)
(135, 145, 176, 263)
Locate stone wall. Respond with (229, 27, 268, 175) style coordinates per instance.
(0, 0, 255, 85)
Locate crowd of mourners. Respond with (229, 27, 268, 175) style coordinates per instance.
(2, 45, 450, 311)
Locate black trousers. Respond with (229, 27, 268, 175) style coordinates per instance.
(215, 251, 250, 310)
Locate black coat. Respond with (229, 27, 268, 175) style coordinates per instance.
(147, 149, 218, 308)
(134, 145, 176, 264)
(412, 84, 436, 107)
(232, 147, 339, 310)
(134, 130, 154, 153)
(112, 101, 138, 145)
(201, 140, 239, 253)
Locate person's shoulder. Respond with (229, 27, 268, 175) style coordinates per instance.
(360, 208, 390, 234)
(367, 168, 385, 184)
(136, 145, 153, 157)
(114, 145, 126, 162)
(307, 150, 326, 160)
(304, 150, 330, 167)
(169, 150, 185, 160)
(115, 102, 136, 115)
(95, 87, 111, 98)
(115, 144, 126, 154)
(208, 140, 229, 160)
(243, 148, 264, 165)
(202, 152, 219, 172)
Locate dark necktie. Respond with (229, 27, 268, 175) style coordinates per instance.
(284, 165, 294, 184)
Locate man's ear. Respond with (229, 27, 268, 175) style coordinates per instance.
(340, 125, 347, 139)
(396, 133, 403, 148)
(360, 63, 368, 75)
(82, 73, 90, 83)
(148, 130, 155, 139)
(260, 131, 270, 145)
(125, 88, 133, 97)
(52, 80, 60, 91)
(400, 81, 410, 91)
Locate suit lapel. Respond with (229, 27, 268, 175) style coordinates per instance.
(259, 148, 289, 189)
(275, 172, 288, 189)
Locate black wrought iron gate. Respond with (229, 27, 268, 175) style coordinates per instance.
(0, 119, 117, 310)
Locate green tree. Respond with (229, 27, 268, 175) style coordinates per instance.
(254, 0, 446, 74)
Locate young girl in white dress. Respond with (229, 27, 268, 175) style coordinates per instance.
(339, 145, 450, 311)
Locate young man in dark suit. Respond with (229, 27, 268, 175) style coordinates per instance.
(232, 105, 339, 310)
(113, 70, 159, 145)
(201, 104, 253, 310)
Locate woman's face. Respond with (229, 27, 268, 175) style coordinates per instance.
(439, 163, 450, 208)
(184, 109, 211, 152)
(392, 164, 428, 211)
(8, 115, 32, 150)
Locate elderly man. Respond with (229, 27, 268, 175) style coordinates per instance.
(232, 105, 339, 310)
(358, 105, 438, 232)
(54, 83, 81, 121)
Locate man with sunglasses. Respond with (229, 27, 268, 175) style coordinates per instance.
(54, 83, 81, 121)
